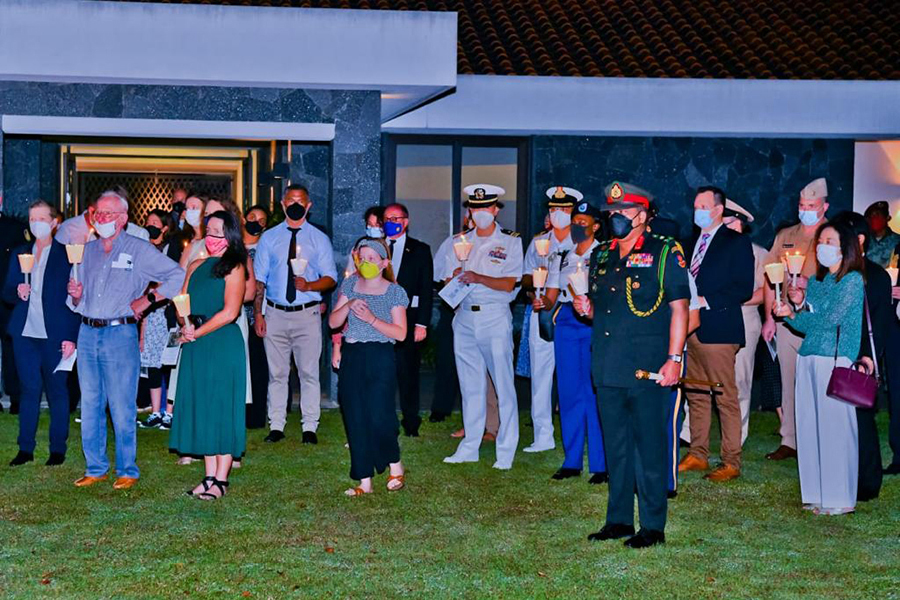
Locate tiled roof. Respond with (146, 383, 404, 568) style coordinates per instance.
(106, 1, 900, 79)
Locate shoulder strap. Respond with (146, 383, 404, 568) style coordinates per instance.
(864, 294, 880, 380)
(833, 325, 840, 365)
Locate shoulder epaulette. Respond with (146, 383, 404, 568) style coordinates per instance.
(501, 228, 520, 238)
(454, 228, 474, 239)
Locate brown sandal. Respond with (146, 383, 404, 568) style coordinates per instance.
(345, 486, 370, 497)
(387, 474, 405, 491)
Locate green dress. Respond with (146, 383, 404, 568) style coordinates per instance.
(169, 259, 247, 457)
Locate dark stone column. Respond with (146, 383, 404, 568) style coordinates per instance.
(2, 137, 42, 219)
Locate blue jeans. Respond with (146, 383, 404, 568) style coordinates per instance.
(77, 323, 140, 478)
(13, 335, 70, 454)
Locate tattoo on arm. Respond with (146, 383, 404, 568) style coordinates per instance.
(254, 281, 266, 314)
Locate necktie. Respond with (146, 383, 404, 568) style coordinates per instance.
(690, 233, 710, 278)
(286, 227, 300, 303)
(389, 239, 396, 258)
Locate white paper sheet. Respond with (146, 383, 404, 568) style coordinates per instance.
(54, 350, 77, 373)
(438, 274, 474, 309)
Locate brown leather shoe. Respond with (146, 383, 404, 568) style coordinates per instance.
(482, 432, 496, 442)
(74, 474, 108, 487)
(765, 445, 797, 461)
(704, 464, 741, 482)
(450, 428, 465, 439)
(113, 477, 138, 490)
(678, 454, 709, 473)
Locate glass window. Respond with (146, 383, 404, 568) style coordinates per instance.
(461, 146, 518, 231)
(395, 144, 453, 253)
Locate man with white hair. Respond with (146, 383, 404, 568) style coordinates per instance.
(67, 190, 184, 490)
(56, 189, 149, 244)
(761, 177, 829, 461)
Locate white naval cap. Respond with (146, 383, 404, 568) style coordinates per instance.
(544, 186, 584, 207)
(463, 183, 506, 207)
(724, 198, 754, 223)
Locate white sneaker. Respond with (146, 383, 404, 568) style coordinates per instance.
(523, 443, 555, 453)
(492, 461, 513, 470)
(443, 454, 478, 464)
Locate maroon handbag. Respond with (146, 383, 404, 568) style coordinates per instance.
(826, 299, 878, 409)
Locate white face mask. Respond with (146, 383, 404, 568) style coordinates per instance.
(549, 211, 571, 230)
(185, 209, 202, 227)
(816, 243, 842, 268)
(799, 209, 820, 227)
(94, 220, 118, 239)
(471, 211, 495, 230)
(366, 226, 384, 238)
(29, 220, 53, 240)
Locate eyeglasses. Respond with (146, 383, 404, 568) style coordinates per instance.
(94, 211, 124, 220)
(383, 216, 406, 223)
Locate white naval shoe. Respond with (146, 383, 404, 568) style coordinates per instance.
(492, 461, 513, 471)
(522, 443, 555, 453)
(443, 454, 479, 464)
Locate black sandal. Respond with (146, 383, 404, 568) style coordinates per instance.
(186, 476, 215, 497)
(197, 478, 228, 501)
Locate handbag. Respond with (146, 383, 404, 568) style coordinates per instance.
(825, 297, 878, 408)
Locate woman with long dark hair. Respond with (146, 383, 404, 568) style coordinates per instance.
(774, 220, 866, 515)
(169, 210, 248, 500)
(329, 237, 408, 497)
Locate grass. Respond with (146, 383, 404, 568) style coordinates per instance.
(0, 409, 898, 599)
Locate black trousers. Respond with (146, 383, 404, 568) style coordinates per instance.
(887, 329, 900, 467)
(431, 303, 460, 416)
(246, 328, 269, 429)
(856, 405, 883, 500)
(395, 333, 422, 434)
(1, 331, 20, 411)
(339, 342, 401, 481)
(597, 383, 669, 532)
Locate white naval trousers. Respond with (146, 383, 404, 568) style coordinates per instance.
(527, 307, 556, 450)
(451, 304, 519, 467)
(795, 354, 858, 513)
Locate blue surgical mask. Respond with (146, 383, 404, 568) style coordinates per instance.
(799, 210, 820, 227)
(366, 226, 384, 238)
(816, 243, 842, 268)
(383, 221, 403, 237)
(694, 209, 714, 230)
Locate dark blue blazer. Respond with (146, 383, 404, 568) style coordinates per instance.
(690, 226, 755, 345)
(2, 240, 80, 345)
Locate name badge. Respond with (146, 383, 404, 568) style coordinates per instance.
(626, 253, 654, 268)
(411, 295, 420, 308)
(112, 252, 134, 270)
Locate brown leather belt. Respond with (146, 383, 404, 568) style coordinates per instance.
(81, 316, 138, 328)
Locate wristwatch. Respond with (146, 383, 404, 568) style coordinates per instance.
(147, 292, 157, 304)
(667, 354, 683, 364)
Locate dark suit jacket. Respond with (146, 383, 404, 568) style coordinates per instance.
(0, 214, 27, 333)
(690, 226, 755, 345)
(2, 241, 80, 346)
(859, 258, 890, 368)
(393, 236, 433, 339)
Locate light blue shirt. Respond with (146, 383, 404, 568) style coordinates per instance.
(254, 221, 337, 305)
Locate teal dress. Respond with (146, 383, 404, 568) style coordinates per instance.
(169, 259, 247, 457)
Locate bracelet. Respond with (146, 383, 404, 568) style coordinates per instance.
(369, 316, 377, 325)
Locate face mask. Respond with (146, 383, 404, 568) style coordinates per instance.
(816, 243, 842, 268)
(799, 210, 820, 227)
(172, 201, 186, 215)
(145, 225, 162, 240)
(94, 220, 118, 239)
(471, 211, 495, 230)
(383, 221, 404, 237)
(185, 209, 202, 227)
(29, 220, 53, 240)
(366, 226, 384, 238)
(205, 235, 229, 255)
(549, 211, 571, 230)
(694, 209, 714, 230)
(245, 221, 264, 236)
(285, 202, 307, 221)
(609, 213, 635, 239)
(869, 216, 887, 232)
(570, 224, 592, 244)
(357, 260, 381, 280)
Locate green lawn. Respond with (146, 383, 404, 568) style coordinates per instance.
(0, 409, 898, 599)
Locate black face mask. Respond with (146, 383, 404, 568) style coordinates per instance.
(570, 224, 592, 244)
(609, 213, 635, 239)
(145, 225, 162, 241)
(285, 202, 307, 221)
(245, 220, 264, 236)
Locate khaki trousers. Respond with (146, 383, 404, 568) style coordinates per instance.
(736, 307, 762, 445)
(264, 306, 322, 433)
(776, 322, 804, 450)
(686, 336, 742, 469)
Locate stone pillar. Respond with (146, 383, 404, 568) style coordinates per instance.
(2, 137, 42, 219)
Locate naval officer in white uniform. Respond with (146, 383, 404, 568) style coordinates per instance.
(520, 186, 578, 452)
(437, 184, 524, 470)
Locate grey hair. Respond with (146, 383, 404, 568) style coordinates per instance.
(97, 190, 129, 212)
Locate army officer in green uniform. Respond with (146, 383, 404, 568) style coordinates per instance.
(573, 182, 689, 549)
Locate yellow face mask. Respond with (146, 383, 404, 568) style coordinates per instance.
(357, 260, 381, 280)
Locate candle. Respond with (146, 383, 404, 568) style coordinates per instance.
(453, 234, 473, 262)
(534, 238, 550, 257)
(785, 252, 805, 283)
(18, 254, 34, 274)
(765, 262, 785, 307)
(172, 294, 192, 318)
(291, 257, 308, 277)
(532, 266, 548, 291)
(66, 243, 85, 283)
(887, 267, 898, 287)
(568, 261, 589, 296)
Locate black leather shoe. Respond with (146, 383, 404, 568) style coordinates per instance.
(883, 463, 900, 476)
(588, 472, 609, 485)
(624, 529, 666, 549)
(9, 451, 34, 467)
(302, 431, 318, 445)
(404, 428, 420, 438)
(667, 490, 678, 499)
(551, 468, 581, 480)
(588, 523, 635, 541)
(45, 453, 66, 466)
(264, 430, 285, 443)
(428, 412, 448, 423)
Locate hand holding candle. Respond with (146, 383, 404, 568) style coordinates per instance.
(18, 254, 34, 286)
(765, 262, 785, 309)
(66, 244, 85, 283)
(172, 294, 191, 319)
(532, 266, 548, 294)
